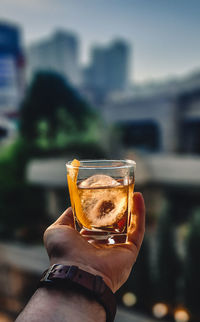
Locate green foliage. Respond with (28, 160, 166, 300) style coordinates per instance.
(154, 203, 180, 304)
(0, 71, 106, 241)
(35, 107, 103, 153)
(0, 138, 47, 240)
(0, 138, 32, 186)
(184, 208, 200, 316)
(20, 71, 103, 154)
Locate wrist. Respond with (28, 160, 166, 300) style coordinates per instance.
(16, 286, 106, 322)
(39, 264, 117, 322)
(49, 258, 113, 291)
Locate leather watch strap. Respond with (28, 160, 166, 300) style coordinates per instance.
(39, 264, 116, 322)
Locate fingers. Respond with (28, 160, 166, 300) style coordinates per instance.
(43, 207, 76, 257)
(128, 192, 145, 250)
(53, 207, 75, 228)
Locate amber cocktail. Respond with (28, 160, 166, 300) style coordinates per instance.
(66, 160, 136, 244)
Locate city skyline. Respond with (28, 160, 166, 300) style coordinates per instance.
(82, 39, 130, 92)
(27, 30, 80, 86)
(1, 0, 200, 83)
(27, 30, 130, 93)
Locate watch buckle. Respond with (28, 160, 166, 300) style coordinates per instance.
(42, 264, 58, 282)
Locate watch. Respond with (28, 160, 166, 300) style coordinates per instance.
(39, 264, 117, 322)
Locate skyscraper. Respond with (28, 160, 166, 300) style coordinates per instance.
(107, 40, 130, 91)
(83, 39, 130, 94)
(26, 30, 80, 86)
(0, 22, 25, 114)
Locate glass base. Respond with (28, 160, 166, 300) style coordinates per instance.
(81, 230, 127, 245)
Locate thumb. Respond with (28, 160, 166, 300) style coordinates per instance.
(128, 192, 145, 249)
(53, 207, 75, 228)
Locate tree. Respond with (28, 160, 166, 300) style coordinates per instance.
(20, 71, 105, 155)
(116, 236, 151, 313)
(184, 208, 200, 318)
(154, 203, 180, 305)
(0, 71, 106, 240)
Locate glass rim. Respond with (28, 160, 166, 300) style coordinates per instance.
(66, 159, 136, 170)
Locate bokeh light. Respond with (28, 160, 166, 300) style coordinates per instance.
(0, 312, 12, 322)
(152, 303, 168, 318)
(174, 308, 190, 322)
(122, 292, 137, 307)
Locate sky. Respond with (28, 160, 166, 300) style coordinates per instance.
(1, 0, 200, 83)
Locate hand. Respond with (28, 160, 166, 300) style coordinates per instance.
(44, 192, 145, 293)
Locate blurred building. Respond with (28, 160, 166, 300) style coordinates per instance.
(82, 40, 130, 100)
(26, 30, 80, 86)
(178, 88, 200, 154)
(103, 93, 176, 153)
(102, 73, 200, 155)
(0, 242, 49, 321)
(0, 21, 25, 115)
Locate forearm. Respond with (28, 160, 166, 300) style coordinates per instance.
(16, 287, 106, 322)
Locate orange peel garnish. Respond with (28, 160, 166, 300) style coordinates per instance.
(67, 159, 91, 229)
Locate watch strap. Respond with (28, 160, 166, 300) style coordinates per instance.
(39, 264, 116, 322)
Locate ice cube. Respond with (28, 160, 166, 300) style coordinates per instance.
(79, 174, 120, 188)
(78, 175, 127, 227)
